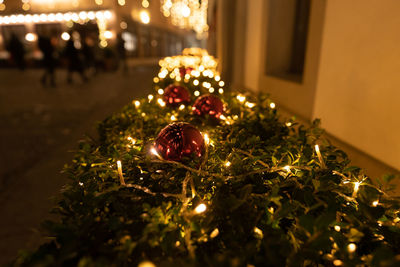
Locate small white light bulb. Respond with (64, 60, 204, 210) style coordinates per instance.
(347, 243, 356, 253)
(194, 203, 207, 214)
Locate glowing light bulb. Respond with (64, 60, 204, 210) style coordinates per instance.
(153, 77, 159, 83)
(210, 228, 219, 238)
(354, 181, 361, 194)
(104, 10, 112, 19)
(372, 200, 379, 207)
(158, 88, 164, 95)
(218, 81, 225, 87)
(202, 82, 211, 88)
(104, 30, 113, 39)
(127, 136, 136, 145)
(22, 3, 30, 11)
(218, 88, 224, 94)
(194, 91, 200, 96)
(88, 11, 95, 20)
(254, 227, 263, 238)
(270, 102, 276, 109)
(79, 11, 87, 20)
(71, 13, 79, 22)
(116, 160, 125, 185)
(150, 147, 161, 159)
(283, 165, 291, 172)
(209, 87, 215, 93)
(140, 10, 150, 24)
(182, 5, 191, 17)
(148, 94, 154, 101)
(63, 13, 71, 21)
(203, 133, 210, 145)
(193, 79, 199, 86)
(215, 75, 221, 81)
(138, 261, 156, 267)
(141, 0, 149, 8)
(286, 122, 292, 127)
(25, 33, 36, 42)
(334, 225, 341, 232)
(179, 104, 185, 110)
(245, 102, 255, 108)
(134, 100, 140, 108)
(157, 98, 166, 107)
(25, 15, 32, 23)
(236, 94, 246, 103)
(170, 115, 177, 121)
(347, 243, 356, 253)
(333, 260, 343, 266)
(225, 161, 231, 167)
(17, 14, 25, 23)
(54, 13, 63, 21)
(195, 203, 207, 214)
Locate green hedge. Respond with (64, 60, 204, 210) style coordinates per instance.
(14, 85, 400, 266)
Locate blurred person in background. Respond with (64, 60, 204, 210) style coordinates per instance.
(82, 35, 98, 76)
(38, 34, 58, 87)
(64, 32, 88, 84)
(6, 33, 25, 70)
(116, 33, 127, 74)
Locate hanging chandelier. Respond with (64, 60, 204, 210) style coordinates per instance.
(161, 0, 209, 39)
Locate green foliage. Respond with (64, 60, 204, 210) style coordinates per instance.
(13, 86, 400, 266)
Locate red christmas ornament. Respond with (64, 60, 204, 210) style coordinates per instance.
(179, 67, 193, 77)
(154, 122, 205, 162)
(192, 94, 224, 119)
(163, 84, 191, 106)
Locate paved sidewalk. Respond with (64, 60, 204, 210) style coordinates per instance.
(0, 66, 157, 264)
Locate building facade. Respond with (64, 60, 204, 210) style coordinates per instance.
(0, 0, 202, 67)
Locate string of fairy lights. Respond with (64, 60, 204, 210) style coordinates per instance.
(118, 112, 381, 265)
(117, 134, 384, 265)
(0, 9, 113, 47)
(161, 0, 209, 38)
(100, 48, 397, 266)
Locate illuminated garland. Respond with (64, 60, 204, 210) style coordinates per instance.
(160, 0, 209, 38)
(13, 51, 400, 266)
(0, 10, 113, 25)
(155, 48, 222, 100)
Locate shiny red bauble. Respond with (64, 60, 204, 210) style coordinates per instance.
(154, 122, 205, 162)
(163, 84, 191, 106)
(192, 94, 224, 119)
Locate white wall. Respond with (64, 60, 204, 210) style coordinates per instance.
(243, 0, 263, 91)
(313, 0, 400, 169)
